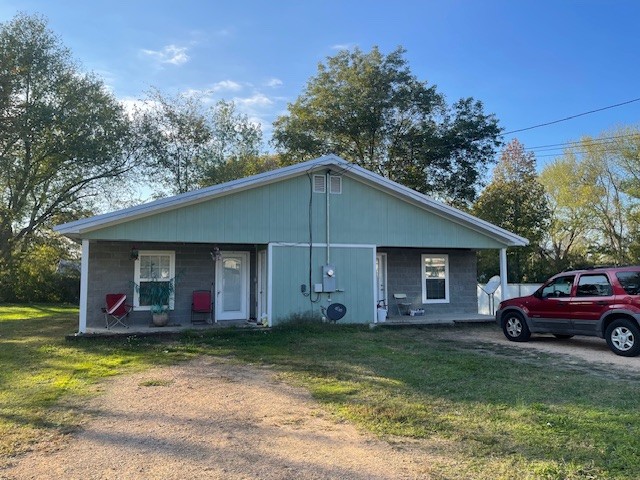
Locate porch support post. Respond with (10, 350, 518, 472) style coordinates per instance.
(79, 239, 90, 333)
(499, 248, 508, 302)
(267, 242, 273, 327)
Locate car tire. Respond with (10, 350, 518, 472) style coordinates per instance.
(605, 319, 640, 357)
(502, 311, 531, 342)
(553, 334, 574, 339)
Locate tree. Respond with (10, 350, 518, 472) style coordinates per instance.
(202, 154, 283, 186)
(135, 90, 263, 195)
(272, 46, 501, 205)
(0, 13, 133, 297)
(134, 89, 211, 195)
(473, 139, 549, 282)
(542, 128, 640, 266)
(538, 156, 592, 271)
(199, 100, 265, 186)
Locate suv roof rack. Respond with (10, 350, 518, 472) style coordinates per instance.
(562, 264, 626, 272)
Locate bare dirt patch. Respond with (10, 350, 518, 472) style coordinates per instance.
(1, 357, 429, 480)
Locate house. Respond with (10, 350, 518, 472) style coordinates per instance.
(54, 155, 527, 333)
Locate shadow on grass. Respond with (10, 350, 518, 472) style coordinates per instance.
(4, 313, 640, 478)
(173, 323, 639, 478)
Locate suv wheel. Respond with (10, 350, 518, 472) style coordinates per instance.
(605, 319, 640, 357)
(502, 312, 531, 342)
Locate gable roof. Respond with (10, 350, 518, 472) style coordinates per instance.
(54, 154, 528, 247)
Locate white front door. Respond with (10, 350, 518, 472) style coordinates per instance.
(257, 250, 267, 322)
(376, 253, 387, 307)
(216, 251, 249, 321)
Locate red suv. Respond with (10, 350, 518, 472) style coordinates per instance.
(496, 266, 640, 356)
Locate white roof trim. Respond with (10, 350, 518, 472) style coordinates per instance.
(54, 154, 528, 247)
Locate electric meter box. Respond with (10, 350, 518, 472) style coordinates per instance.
(322, 264, 336, 292)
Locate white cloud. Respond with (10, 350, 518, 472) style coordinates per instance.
(211, 80, 243, 92)
(265, 78, 283, 88)
(141, 44, 190, 66)
(181, 81, 244, 104)
(234, 93, 274, 108)
(331, 43, 355, 51)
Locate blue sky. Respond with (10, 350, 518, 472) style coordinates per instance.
(2, 0, 639, 170)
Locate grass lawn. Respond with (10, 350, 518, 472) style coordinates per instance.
(2, 306, 640, 479)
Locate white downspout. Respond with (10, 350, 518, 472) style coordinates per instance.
(499, 248, 508, 302)
(79, 239, 89, 333)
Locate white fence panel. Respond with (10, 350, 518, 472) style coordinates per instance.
(477, 283, 542, 315)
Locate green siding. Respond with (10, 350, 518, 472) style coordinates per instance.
(84, 174, 507, 248)
(270, 245, 375, 325)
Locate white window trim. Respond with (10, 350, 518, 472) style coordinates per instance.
(133, 250, 176, 311)
(421, 253, 450, 304)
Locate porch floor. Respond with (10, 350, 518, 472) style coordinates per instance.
(75, 320, 263, 337)
(70, 314, 495, 338)
(376, 313, 495, 326)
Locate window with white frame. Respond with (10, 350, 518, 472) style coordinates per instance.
(422, 254, 449, 303)
(133, 251, 176, 310)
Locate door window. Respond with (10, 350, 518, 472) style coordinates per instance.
(576, 274, 613, 297)
(540, 276, 574, 298)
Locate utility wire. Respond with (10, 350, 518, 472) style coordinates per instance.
(494, 132, 640, 157)
(503, 97, 640, 135)
(523, 132, 640, 151)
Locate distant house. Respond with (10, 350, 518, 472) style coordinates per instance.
(54, 155, 527, 333)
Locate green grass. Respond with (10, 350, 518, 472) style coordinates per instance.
(0, 304, 198, 461)
(2, 307, 640, 479)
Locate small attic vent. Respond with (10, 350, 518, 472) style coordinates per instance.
(313, 175, 326, 193)
(329, 175, 342, 194)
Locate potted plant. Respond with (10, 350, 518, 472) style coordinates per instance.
(133, 276, 177, 326)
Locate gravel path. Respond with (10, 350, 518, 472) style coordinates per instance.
(4, 325, 639, 480)
(2, 357, 428, 480)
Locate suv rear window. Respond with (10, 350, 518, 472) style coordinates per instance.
(616, 271, 640, 295)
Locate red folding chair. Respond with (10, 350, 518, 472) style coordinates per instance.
(191, 290, 212, 324)
(102, 293, 133, 329)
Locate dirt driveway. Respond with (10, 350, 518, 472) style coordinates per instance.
(3, 325, 639, 480)
(443, 324, 640, 373)
(1, 357, 429, 480)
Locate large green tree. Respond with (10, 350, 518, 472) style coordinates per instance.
(135, 90, 263, 195)
(0, 13, 133, 297)
(473, 139, 549, 282)
(272, 46, 501, 205)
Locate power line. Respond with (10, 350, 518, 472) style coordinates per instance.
(494, 132, 640, 158)
(503, 97, 640, 135)
(523, 132, 640, 151)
